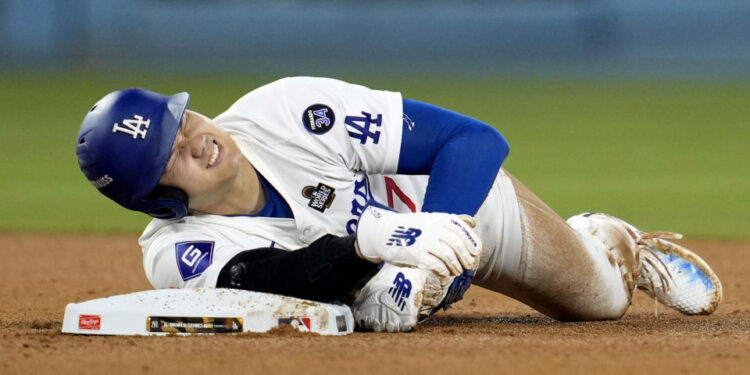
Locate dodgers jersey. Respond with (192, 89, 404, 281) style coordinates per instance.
(139, 77, 522, 289)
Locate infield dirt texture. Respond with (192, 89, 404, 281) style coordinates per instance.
(1, 234, 748, 374)
(1, 74, 748, 374)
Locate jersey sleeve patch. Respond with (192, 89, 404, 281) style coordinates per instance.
(175, 241, 215, 281)
(302, 104, 335, 134)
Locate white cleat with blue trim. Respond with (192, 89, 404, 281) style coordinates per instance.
(636, 232, 723, 315)
(571, 213, 723, 315)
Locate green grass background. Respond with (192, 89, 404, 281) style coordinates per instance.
(0, 72, 747, 238)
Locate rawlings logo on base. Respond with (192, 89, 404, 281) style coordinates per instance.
(78, 315, 101, 330)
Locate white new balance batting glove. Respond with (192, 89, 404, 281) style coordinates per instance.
(355, 204, 482, 277)
(353, 264, 453, 332)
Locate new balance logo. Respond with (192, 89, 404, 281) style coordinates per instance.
(112, 114, 150, 139)
(386, 226, 422, 247)
(389, 272, 412, 311)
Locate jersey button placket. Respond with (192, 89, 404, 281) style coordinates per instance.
(300, 227, 314, 244)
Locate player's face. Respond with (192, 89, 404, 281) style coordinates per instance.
(159, 110, 245, 207)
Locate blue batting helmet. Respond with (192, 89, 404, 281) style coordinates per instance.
(76, 88, 190, 219)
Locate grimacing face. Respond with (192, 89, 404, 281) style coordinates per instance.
(159, 110, 245, 209)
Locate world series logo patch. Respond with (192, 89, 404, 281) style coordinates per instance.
(302, 104, 335, 134)
(302, 183, 336, 212)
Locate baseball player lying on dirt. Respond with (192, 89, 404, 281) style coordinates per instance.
(76, 77, 722, 332)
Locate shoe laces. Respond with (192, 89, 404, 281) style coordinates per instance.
(636, 231, 683, 299)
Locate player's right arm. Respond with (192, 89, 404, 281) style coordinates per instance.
(215, 205, 479, 302)
(215, 234, 377, 302)
(143, 231, 376, 303)
(141, 206, 480, 303)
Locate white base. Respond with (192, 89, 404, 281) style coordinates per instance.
(62, 288, 354, 336)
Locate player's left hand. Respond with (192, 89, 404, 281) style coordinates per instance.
(353, 263, 451, 332)
(355, 204, 482, 277)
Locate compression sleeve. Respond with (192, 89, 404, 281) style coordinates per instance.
(215, 235, 379, 303)
(398, 98, 509, 215)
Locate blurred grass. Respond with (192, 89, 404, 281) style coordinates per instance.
(0, 72, 747, 238)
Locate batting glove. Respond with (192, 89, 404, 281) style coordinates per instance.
(353, 264, 448, 332)
(355, 204, 482, 277)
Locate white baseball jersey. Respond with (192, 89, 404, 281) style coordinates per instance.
(139, 77, 522, 289)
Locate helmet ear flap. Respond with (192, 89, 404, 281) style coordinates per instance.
(144, 186, 189, 219)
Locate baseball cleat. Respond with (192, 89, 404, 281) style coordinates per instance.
(636, 232, 722, 315)
(573, 213, 723, 315)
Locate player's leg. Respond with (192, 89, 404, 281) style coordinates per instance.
(475, 172, 639, 321)
(475, 171, 722, 320)
(352, 170, 722, 330)
(572, 212, 723, 316)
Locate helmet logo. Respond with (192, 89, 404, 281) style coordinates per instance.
(112, 114, 151, 139)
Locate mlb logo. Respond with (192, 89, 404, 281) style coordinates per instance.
(278, 316, 312, 331)
(78, 315, 101, 330)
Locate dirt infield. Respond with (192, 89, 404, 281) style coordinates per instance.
(1, 233, 748, 375)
